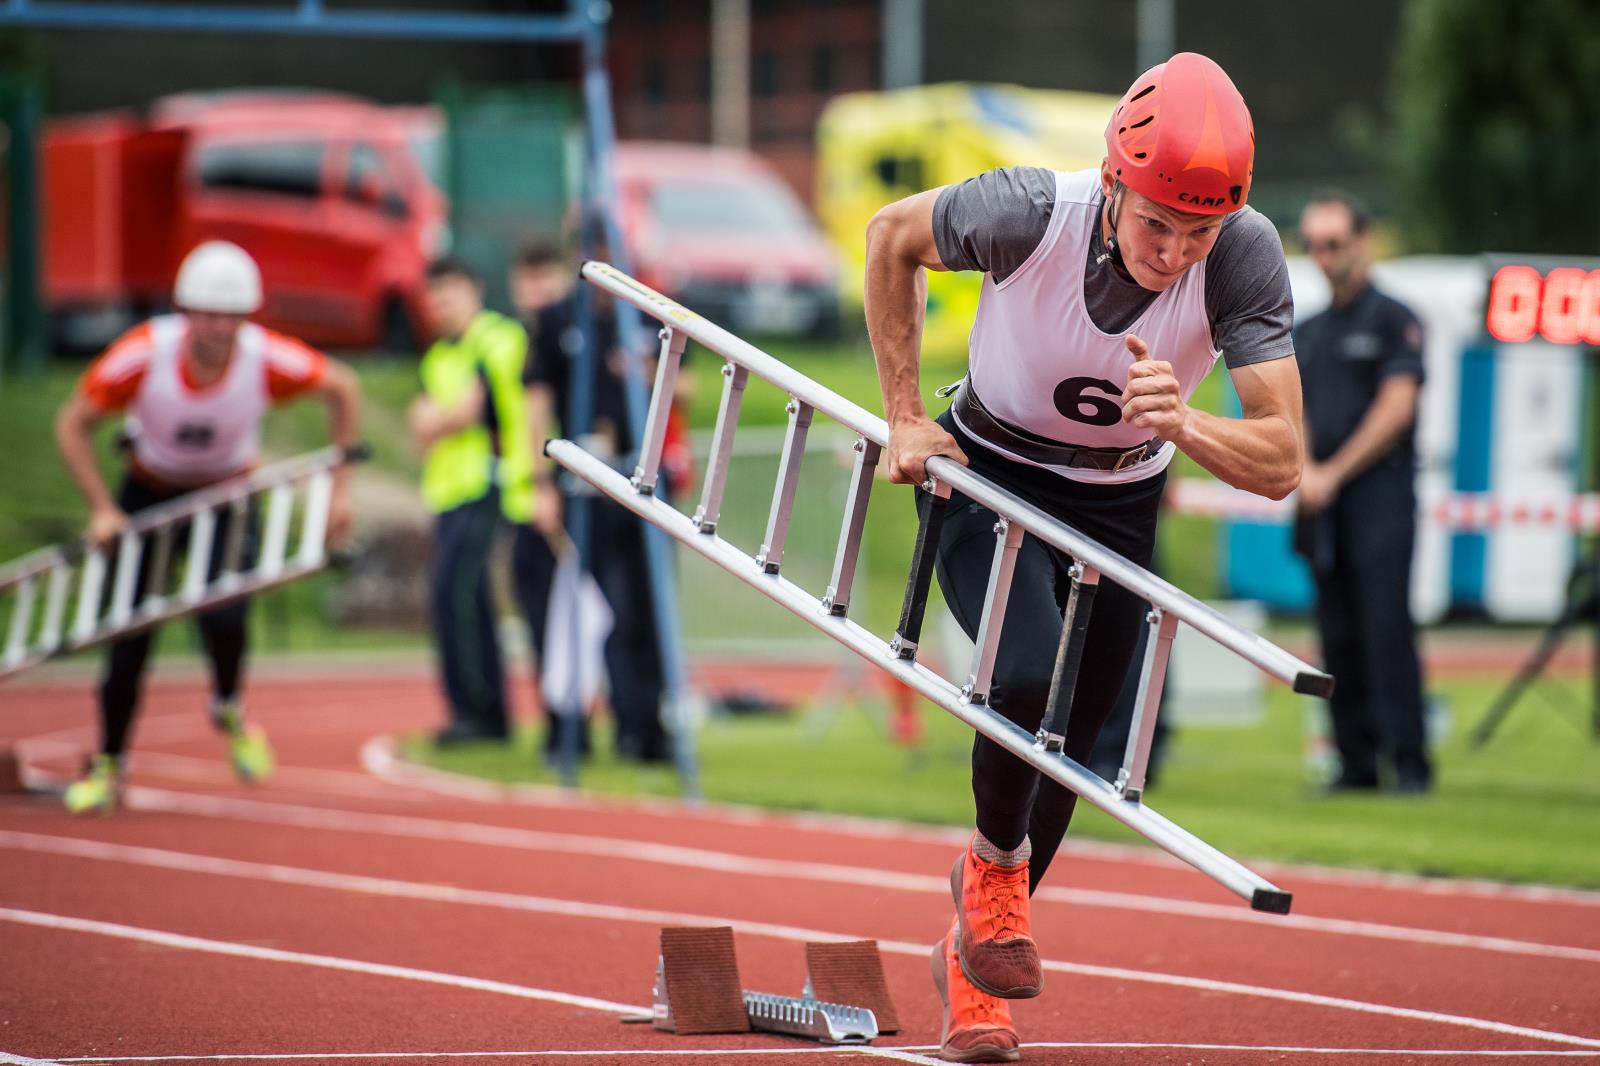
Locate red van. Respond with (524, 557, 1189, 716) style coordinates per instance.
(44, 91, 446, 351)
(614, 141, 841, 339)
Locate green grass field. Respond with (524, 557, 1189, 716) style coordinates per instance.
(414, 670, 1600, 889)
(10, 344, 1596, 889)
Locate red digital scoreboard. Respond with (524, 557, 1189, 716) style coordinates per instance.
(1484, 258, 1600, 346)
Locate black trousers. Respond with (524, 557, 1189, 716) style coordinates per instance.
(99, 474, 257, 758)
(511, 522, 558, 669)
(430, 493, 508, 738)
(1302, 468, 1429, 787)
(588, 499, 667, 759)
(930, 414, 1164, 893)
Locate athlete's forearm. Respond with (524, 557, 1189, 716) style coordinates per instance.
(320, 362, 362, 485)
(865, 191, 943, 427)
(1173, 409, 1302, 500)
(54, 396, 118, 515)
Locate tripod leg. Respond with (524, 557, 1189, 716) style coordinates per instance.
(1469, 609, 1577, 749)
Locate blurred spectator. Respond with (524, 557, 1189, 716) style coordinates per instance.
(524, 274, 670, 764)
(53, 240, 361, 813)
(409, 257, 530, 746)
(505, 243, 571, 710)
(1293, 191, 1430, 794)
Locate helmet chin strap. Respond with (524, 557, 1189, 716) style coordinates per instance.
(1095, 181, 1127, 267)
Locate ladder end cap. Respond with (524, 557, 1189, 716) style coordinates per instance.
(1293, 671, 1336, 699)
(1251, 888, 1293, 915)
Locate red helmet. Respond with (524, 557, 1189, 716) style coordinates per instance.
(1105, 52, 1254, 215)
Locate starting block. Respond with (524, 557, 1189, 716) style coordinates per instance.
(634, 926, 896, 1045)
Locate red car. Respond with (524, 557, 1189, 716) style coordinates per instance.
(44, 91, 446, 351)
(614, 141, 841, 339)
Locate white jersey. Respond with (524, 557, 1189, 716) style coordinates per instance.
(82, 314, 327, 488)
(954, 168, 1222, 485)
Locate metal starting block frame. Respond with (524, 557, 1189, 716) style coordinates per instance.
(634, 927, 892, 1045)
(552, 262, 1334, 915)
(0, 446, 363, 682)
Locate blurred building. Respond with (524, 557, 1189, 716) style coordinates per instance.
(22, 0, 1407, 220)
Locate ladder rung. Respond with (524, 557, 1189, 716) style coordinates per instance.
(72, 549, 108, 644)
(891, 479, 952, 660)
(632, 327, 688, 496)
(1036, 563, 1100, 752)
(107, 529, 145, 629)
(183, 509, 217, 604)
(755, 398, 813, 575)
(1117, 607, 1179, 801)
(39, 563, 71, 654)
(259, 483, 296, 579)
(693, 362, 749, 534)
(4, 577, 36, 667)
(821, 437, 880, 618)
(297, 471, 333, 568)
(139, 526, 175, 618)
(963, 517, 1025, 703)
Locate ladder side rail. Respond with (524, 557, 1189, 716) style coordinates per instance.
(547, 437, 1291, 913)
(0, 558, 334, 678)
(932, 458, 1329, 697)
(581, 261, 1330, 698)
(115, 447, 348, 540)
(0, 545, 71, 593)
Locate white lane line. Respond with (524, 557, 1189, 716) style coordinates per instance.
(110, 787, 1600, 966)
(361, 735, 1600, 911)
(1, 1053, 70, 1065)
(0, 907, 644, 1017)
(46, 1051, 922, 1063)
(4, 833, 1598, 1051)
(36, 1047, 1600, 1063)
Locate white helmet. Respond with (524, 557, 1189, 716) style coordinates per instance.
(174, 241, 263, 314)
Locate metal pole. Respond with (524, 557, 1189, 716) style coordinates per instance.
(881, 0, 924, 90)
(1136, 0, 1175, 72)
(579, 0, 698, 796)
(710, 0, 750, 148)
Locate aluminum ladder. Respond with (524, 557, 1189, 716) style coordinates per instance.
(549, 262, 1334, 914)
(1, 446, 361, 682)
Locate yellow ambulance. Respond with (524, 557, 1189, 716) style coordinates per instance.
(816, 83, 1116, 355)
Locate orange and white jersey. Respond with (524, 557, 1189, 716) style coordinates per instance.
(80, 314, 328, 486)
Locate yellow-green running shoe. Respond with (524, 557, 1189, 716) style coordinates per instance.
(63, 754, 123, 814)
(214, 700, 275, 784)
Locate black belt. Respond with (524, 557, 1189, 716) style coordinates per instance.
(950, 379, 1163, 473)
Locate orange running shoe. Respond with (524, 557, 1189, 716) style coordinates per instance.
(931, 920, 1021, 1063)
(950, 835, 1043, 998)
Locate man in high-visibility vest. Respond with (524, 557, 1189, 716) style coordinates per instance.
(54, 240, 362, 814)
(408, 257, 532, 745)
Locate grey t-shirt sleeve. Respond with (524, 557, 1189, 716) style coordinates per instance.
(1204, 207, 1297, 369)
(931, 166, 1056, 284)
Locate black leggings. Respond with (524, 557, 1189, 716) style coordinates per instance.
(929, 415, 1163, 894)
(99, 475, 257, 757)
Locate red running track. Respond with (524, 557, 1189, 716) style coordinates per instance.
(2, 670, 1598, 1066)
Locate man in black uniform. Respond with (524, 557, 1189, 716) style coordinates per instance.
(1293, 191, 1431, 794)
(524, 281, 670, 763)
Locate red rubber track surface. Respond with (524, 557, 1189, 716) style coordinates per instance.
(2, 672, 1598, 1066)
